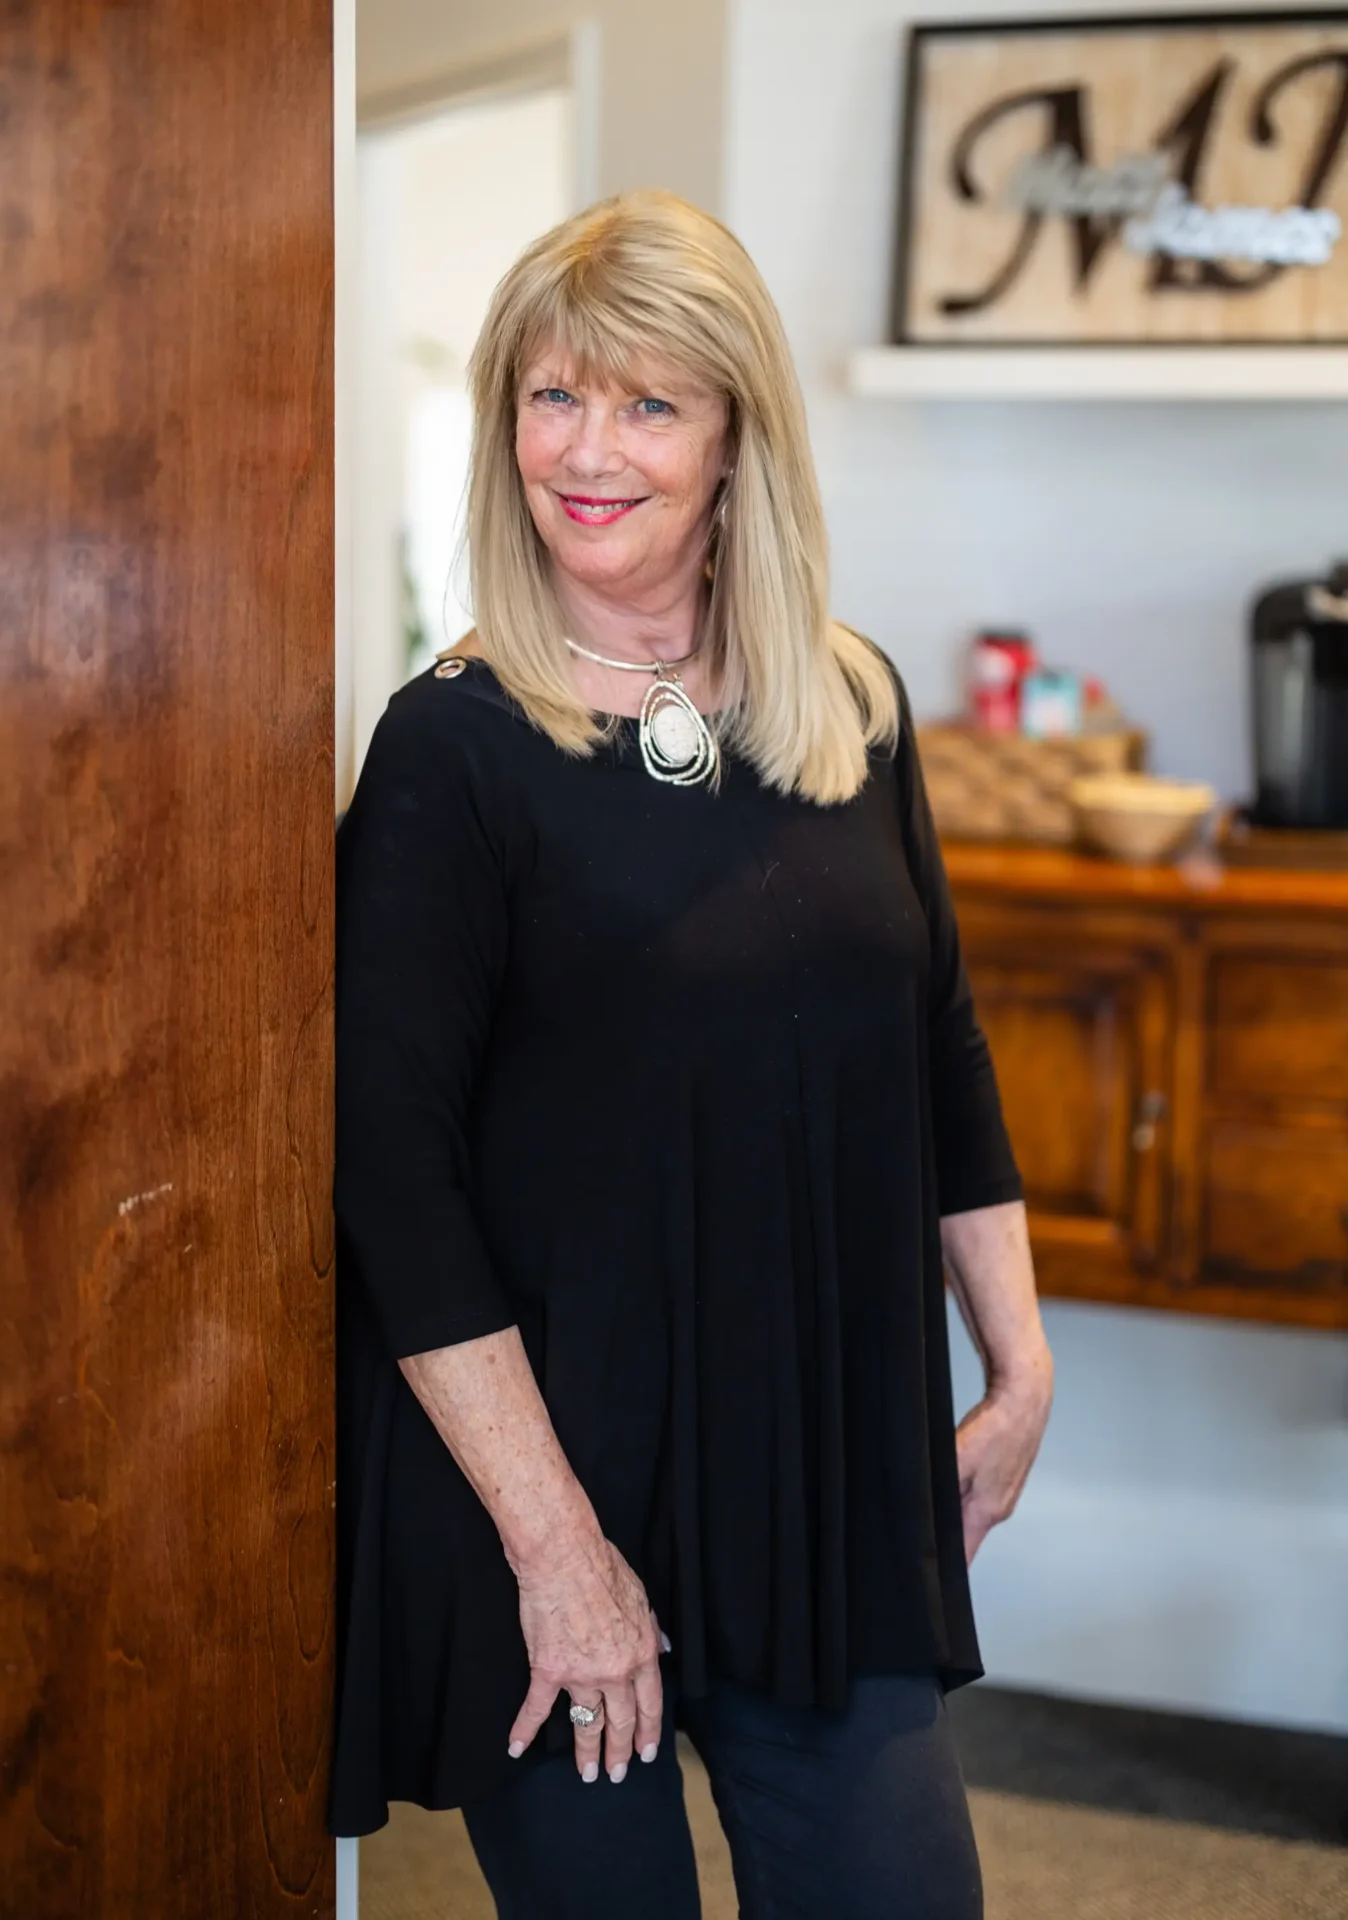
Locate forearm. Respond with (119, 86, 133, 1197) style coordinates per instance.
(400, 1326, 601, 1576)
(940, 1199, 1052, 1394)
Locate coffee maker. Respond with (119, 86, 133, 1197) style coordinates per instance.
(1250, 561, 1348, 830)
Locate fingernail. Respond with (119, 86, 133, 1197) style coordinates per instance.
(659, 1632, 672, 1653)
(609, 1763, 628, 1784)
(582, 1763, 599, 1784)
(641, 1744, 659, 1764)
(507, 1741, 524, 1759)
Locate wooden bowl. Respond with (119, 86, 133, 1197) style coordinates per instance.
(1069, 772, 1217, 865)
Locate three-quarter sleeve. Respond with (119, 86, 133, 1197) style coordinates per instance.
(336, 692, 518, 1357)
(891, 678, 1024, 1218)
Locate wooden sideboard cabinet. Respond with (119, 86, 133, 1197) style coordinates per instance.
(945, 845, 1348, 1329)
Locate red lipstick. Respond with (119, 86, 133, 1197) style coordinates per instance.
(557, 494, 647, 526)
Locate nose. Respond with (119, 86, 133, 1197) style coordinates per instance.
(564, 397, 626, 480)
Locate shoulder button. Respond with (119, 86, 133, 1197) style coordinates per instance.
(434, 657, 467, 680)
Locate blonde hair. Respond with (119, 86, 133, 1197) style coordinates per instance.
(466, 189, 897, 804)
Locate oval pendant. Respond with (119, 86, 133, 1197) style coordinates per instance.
(649, 699, 700, 766)
(638, 675, 718, 786)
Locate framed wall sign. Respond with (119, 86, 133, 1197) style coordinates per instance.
(894, 10, 1348, 344)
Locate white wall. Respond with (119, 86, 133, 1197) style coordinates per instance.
(949, 1302, 1348, 1734)
(725, 0, 1348, 1733)
(359, 0, 726, 217)
(725, 0, 1348, 800)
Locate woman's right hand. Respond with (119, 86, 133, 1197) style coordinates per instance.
(507, 1530, 664, 1783)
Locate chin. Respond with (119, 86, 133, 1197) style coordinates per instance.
(551, 536, 648, 588)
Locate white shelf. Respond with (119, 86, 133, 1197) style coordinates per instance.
(847, 345, 1348, 402)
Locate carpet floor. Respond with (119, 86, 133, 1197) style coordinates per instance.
(359, 1688, 1348, 1919)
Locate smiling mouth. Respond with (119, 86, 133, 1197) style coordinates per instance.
(557, 494, 648, 525)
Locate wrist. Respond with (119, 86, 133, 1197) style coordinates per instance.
(501, 1496, 605, 1583)
(987, 1331, 1053, 1402)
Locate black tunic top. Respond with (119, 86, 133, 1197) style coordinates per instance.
(330, 652, 1021, 1836)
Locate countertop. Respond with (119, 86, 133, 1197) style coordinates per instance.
(942, 842, 1348, 916)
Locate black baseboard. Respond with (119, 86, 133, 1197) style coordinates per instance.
(948, 1684, 1348, 1847)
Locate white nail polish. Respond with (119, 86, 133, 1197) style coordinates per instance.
(610, 1763, 628, 1784)
(507, 1741, 524, 1759)
(659, 1632, 672, 1653)
(641, 1744, 659, 1764)
(582, 1763, 599, 1784)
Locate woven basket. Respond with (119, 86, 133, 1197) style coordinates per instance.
(916, 723, 1148, 846)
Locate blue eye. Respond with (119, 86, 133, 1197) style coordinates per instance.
(636, 397, 673, 417)
(536, 387, 573, 405)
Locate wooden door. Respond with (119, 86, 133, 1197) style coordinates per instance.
(0, 4, 336, 1914)
(959, 910, 1174, 1304)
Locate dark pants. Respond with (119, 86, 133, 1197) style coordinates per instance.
(462, 1673, 983, 1919)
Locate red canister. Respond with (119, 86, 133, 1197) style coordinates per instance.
(968, 631, 1038, 732)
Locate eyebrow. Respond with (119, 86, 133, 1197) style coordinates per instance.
(521, 363, 703, 400)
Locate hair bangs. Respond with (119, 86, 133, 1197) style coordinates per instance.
(520, 259, 729, 404)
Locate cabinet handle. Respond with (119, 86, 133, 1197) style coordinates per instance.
(1132, 1090, 1168, 1154)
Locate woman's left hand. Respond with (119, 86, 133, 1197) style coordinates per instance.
(955, 1345, 1053, 1563)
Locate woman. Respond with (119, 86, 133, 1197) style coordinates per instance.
(331, 190, 1053, 1918)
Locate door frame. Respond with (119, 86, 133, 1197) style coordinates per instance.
(356, 24, 600, 203)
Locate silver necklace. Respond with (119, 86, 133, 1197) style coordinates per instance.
(565, 637, 719, 788)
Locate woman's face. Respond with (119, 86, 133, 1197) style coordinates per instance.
(515, 348, 730, 603)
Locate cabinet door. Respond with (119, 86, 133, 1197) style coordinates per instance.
(1182, 942, 1348, 1325)
(964, 946, 1172, 1301)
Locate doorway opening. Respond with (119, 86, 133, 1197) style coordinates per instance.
(352, 69, 578, 776)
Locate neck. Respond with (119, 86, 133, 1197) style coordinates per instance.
(552, 567, 708, 666)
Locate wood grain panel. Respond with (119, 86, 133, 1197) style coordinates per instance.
(967, 946, 1172, 1285)
(0, 3, 335, 1914)
(1199, 1124, 1348, 1293)
(972, 964, 1126, 1217)
(1209, 955, 1348, 1105)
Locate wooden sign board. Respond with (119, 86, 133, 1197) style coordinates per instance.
(895, 10, 1348, 343)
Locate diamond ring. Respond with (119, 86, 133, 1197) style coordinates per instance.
(568, 1699, 603, 1728)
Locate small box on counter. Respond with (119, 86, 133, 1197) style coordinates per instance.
(1020, 670, 1082, 740)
